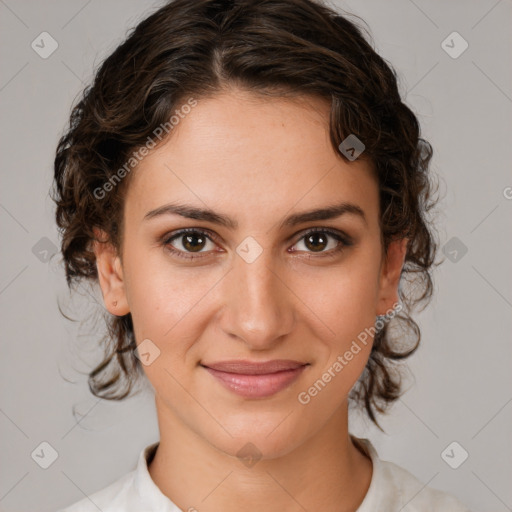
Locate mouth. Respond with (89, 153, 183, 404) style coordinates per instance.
(200, 359, 309, 399)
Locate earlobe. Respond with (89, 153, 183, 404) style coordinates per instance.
(92, 228, 130, 316)
(376, 237, 408, 316)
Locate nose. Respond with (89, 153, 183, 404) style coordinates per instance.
(218, 247, 295, 350)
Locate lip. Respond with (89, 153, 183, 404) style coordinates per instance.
(203, 359, 307, 374)
(201, 359, 309, 399)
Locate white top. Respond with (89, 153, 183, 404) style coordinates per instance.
(58, 436, 472, 511)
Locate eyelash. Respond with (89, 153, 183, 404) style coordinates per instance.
(161, 227, 353, 261)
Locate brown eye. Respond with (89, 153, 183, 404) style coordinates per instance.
(180, 233, 207, 252)
(163, 229, 217, 260)
(304, 232, 329, 252)
(291, 228, 350, 256)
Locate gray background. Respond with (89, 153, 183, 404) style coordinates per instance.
(1, 0, 511, 510)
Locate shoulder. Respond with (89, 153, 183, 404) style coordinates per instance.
(352, 436, 472, 512)
(56, 470, 137, 512)
(55, 441, 178, 512)
(379, 458, 472, 511)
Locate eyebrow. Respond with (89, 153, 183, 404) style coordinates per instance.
(143, 201, 367, 229)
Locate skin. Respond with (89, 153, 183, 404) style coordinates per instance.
(94, 87, 408, 512)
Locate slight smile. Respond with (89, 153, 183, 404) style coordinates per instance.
(201, 360, 310, 399)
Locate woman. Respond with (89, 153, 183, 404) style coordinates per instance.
(53, 0, 472, 510)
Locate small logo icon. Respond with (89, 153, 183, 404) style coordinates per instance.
(442, 236, 468, 263)
(31, 441, 59, 469)
(441, 441, 469, 469)
(338, 134, 365, 161)
(441, 32, 469, 59)
(236, 236, 263, 264)
(236, 442, 262, 468)
(134, 338, 161, 366)
(31, 32, 59, 59)
(32, 237, 58, 263)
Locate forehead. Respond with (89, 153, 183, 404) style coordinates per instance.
(125, 89, 379, 229)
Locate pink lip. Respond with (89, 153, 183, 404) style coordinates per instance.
(202, 360, 309, 398)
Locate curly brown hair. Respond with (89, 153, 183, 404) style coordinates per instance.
(52, 0, 440, 431)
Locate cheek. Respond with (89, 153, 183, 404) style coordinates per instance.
(121, 242, 177, 343)
(122, 243, 224, 359)
(295, 263, 379, 407)
(295, 249, 381, 346)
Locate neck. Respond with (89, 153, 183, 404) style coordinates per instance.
(148, 394, 373, 512)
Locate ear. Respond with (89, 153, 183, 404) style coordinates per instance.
(376, 237, 408, 316)
(92, 228, 130, 316)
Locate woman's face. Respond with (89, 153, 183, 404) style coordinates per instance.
(95, 88, 406, 458)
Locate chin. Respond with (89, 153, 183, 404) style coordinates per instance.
(202, 413, 311, 463)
